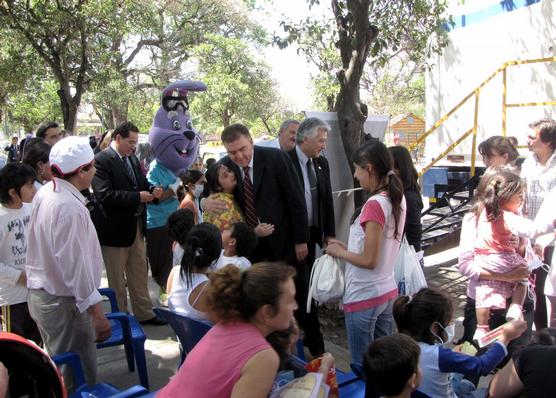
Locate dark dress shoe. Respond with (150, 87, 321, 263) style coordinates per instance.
(140, 316, 167, 326)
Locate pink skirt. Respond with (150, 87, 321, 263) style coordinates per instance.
(475, 251, 526, 309)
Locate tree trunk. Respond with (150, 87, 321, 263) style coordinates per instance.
(112, 103, 128, 127)
(332, 0, 377, 207)
(57, 84, 78, 132)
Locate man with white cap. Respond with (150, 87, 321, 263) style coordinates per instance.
(25, 136, 111, 386)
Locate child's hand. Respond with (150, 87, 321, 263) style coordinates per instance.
(201, 197, 227, 213)
(320, 353, 335, 369)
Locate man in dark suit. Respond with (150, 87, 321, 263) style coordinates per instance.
(91, 122, 165, 325)
(4, 136, 19, 163)
(218, 123, 332, 354)
(220, 123, 308, 264)
(288, 117, 335, 356)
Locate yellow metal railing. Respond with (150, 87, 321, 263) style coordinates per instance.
(410, 56, 556, 176)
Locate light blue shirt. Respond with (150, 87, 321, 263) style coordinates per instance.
(146, 160, 179, 229)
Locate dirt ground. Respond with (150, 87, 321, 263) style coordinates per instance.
(318, 255, 466, 351)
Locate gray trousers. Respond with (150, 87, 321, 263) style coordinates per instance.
(28, 289, 97, 388)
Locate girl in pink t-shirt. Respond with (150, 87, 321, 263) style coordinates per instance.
(326, 140, 406, 364)
(474, 170, 556, 340)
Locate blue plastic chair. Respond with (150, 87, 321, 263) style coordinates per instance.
(98, 288, 149, 389)
(153, 307, 211, 365)
(52, 351, 149, 398)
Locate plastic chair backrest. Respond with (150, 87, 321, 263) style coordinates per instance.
(0, 332, 66, 398)
(154, 308, 211, 356)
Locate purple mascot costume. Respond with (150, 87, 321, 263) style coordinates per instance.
(145, 80, 206, 301)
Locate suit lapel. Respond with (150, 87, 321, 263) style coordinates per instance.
(289, 148, 305, 189)
(109, 147, 136, 186)
(252, 147, 265, 195)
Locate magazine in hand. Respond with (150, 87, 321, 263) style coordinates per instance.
(269, 372, 330, 398)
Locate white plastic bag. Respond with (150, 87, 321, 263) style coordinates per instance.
(306, 254, 345, 312)
(394, 237, 427, 296)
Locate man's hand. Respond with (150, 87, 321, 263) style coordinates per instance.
(17, 270, 27, 286)
(87, 303, 112, 343)
(201, 197, 227, 213)
(139, 191, 154, 203)
(254, 223, 275, 237)
(152, 186, 164, 199)
(295, 243, 308, 262)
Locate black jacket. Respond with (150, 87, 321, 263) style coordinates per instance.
(226, 145, 308, 261)
(287, 148, 335, 245)
(91, 147, 150, 247)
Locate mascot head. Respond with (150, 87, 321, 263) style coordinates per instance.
(149, 80, 206, 176)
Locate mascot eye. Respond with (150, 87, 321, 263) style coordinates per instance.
(172, 120, 181, 131)
(186, 120, 193, 130)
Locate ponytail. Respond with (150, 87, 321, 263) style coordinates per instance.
(180, 223, 222, 288)
(483, 179, 501, 221)
(387, 171, 404, 240)
(480, 170, 523, 222)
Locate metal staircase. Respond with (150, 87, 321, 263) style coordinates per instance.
(413, 56, 556, 252)
(421, 173, 481, 251)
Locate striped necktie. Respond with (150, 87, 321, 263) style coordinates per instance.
(242, 166, 258, 228)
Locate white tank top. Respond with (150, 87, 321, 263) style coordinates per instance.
(168, 269, 210, 322)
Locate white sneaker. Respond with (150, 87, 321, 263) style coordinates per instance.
(506, 304, 523, 321)
(473, 327, 488, 342)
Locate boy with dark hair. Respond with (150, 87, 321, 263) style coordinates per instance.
(364, 334, 422, 398)
(214, 222, 258, 270)
(0, 163, 41, 344)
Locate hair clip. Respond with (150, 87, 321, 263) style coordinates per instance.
(195, 247, 204, 257)
(387, 170, 395, 176)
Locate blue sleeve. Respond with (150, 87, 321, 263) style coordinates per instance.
(147, 164, 163, 187)
(437, 342, 507, 376)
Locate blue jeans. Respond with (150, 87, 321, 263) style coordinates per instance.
(344, 298, 395, 364)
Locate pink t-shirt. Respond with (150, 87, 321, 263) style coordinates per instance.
(475, 209, 554, 255)
(157, 322, 271, 398)
(343, 192, 406, 312)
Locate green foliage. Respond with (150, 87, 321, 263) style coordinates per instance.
(189, 34, 285, 136)
(363, 57, 426, 117)
(6, 79, 63, 133)
(276, 0, 452, 114)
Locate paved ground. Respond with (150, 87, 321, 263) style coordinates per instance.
(97, 246, 468, 392)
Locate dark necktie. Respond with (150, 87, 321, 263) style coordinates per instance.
(123, 156, 137, 186)
(307, 158, 319, 227)
(242, 166, 258, 228)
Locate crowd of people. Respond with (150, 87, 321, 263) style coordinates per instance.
(1, 117, 556, 397)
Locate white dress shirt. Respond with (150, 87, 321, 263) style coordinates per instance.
(26, 178, 103, 313)
(295, 145, 315, 226)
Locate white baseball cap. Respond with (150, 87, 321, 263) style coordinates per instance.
(50, 136, 94, 175)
